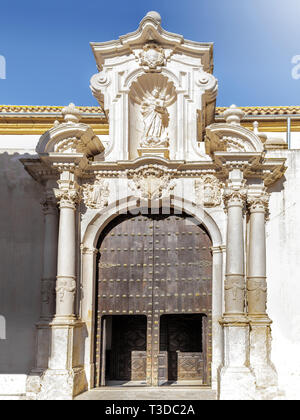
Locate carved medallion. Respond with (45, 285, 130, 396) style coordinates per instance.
(127, 165, 175, 200)
(139, 42, 165, 72)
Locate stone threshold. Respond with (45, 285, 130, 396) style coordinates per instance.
(75, 387, 217, 400)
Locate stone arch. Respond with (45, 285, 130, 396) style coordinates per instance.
(80, 195, 224, 390)
(83, 196, 223, 250)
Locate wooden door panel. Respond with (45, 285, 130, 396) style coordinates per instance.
(95, 212, 212, 386)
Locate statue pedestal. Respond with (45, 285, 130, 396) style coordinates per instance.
(138, 147, 169, 159)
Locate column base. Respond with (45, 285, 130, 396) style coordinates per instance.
(36, 368, 87, 400)
(219, 366, 256, 400)
(35, 321, 52, 371)
(249, 316, 278, 399)
(219, 314, 256, 400)
(26, 318, 88, 400)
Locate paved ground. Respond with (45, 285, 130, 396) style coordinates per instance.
(75, 387, 217, 400)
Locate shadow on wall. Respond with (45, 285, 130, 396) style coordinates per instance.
(0, 152, 44, 374)
(267, 176, 286, 195)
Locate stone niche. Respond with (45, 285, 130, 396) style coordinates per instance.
(90, 11, 218, 162)
(129, 73, 177, 159)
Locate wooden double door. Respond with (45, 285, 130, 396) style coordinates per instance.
(95, 212, 212, 386)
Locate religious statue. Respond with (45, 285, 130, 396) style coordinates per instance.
(140, 88, 171, 148)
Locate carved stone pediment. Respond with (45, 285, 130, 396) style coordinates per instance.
(127, 164, 175, 200)
(206, 105, 264, 155)
(206, 124, 264, 154)
(36, 104, 104, 160)
(90, 12, 218, 161)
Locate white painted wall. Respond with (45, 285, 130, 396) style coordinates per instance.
(0, 149, 44, 395)
(267, 149, 300, 399)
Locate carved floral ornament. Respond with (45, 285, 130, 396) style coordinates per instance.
(194, 175, 222, 208)
(82, 176, 110, 210)
(223, 188, 247, 210)
(127, 165, 175, 200)
(54, 187, 81, 208)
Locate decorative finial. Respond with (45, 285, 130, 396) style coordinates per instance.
(145, 11, 162, 25)
(223, 104, 245, 125)
(62, 103, 82, 124)
(253, 121, 267, 143)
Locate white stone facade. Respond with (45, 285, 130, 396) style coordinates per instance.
(0, 12, 299, 400)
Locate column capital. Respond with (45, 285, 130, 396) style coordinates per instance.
(54, 182, 81, 209)
(247, 192, 270, 218)
(223, 187, 247, 210)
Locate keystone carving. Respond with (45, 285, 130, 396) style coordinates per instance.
(127, 165, 175, 200)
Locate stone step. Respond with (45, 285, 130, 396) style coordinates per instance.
(75, 387, 217, 401)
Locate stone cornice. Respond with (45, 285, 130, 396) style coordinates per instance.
(20, 158, 58, 183)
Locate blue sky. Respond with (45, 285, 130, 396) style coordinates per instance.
(0, 0, 299, 107)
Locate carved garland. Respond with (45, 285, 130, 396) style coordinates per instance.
(56, 278, 76, 303)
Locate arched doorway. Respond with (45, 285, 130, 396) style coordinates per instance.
(94, 210, 212, 387)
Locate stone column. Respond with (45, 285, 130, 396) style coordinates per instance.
(39, 170, 87, 400)
(26, 182, 59, 400)
(40, 186, 58, 321)
(223, 186, 247, 315)
(54, 181, 79, 320)
(80, 245, 98, 389)
(219, 171, 256, 400)
(247, 189, 278, 396)
(37, 185, 58, 370)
